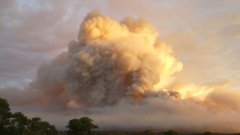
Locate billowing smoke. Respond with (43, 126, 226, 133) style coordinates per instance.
(30, 11, 184, 107)
(2, 11, 240, 132)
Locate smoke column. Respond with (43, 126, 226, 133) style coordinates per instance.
(31, 11, 185, 107)
(2, 11, 240, 132)
(24, 10, 239, 111)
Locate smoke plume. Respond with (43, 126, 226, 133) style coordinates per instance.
(31, 11, 185, 107)
(1, 11, 240, 132)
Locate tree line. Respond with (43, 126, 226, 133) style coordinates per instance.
(0, 97, 98, 135)
(1, 97, 217, 135)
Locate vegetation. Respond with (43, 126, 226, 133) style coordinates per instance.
(0, 97, 59, 135)
(203, 132, 215, 135)
(67, 117, 98, 135)
(140, 129, 155, 135)
(163, 130, 178, 135)
(0, 97, 99, 135)
(0, 97, 232, 135)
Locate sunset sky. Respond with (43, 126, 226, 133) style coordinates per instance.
(0, 0, 240, 132)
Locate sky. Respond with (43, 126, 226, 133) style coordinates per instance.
(0, 0, 240, 132)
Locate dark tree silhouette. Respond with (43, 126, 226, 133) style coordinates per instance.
(0, 97, 12, 134)
(203, 131, 215, 135)
(67, 116, 98, 135)
(163, 130, 178, 135)
(0, 97, 59, 135)
(141, 129, 155, 135)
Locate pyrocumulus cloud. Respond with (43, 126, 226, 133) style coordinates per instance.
(1, 11, 240, 132)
